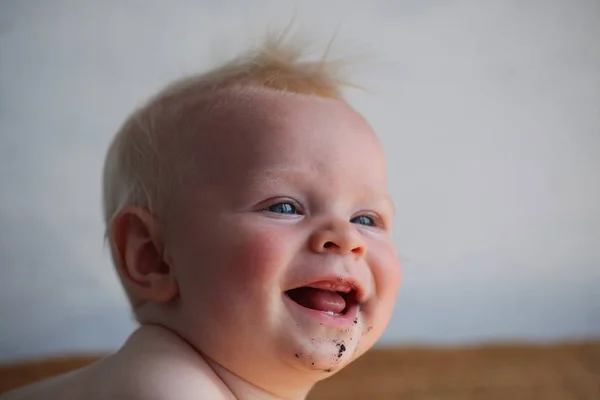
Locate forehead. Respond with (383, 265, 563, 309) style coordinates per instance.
(172, 88, 387, 191)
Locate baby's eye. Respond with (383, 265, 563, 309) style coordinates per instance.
(267, 202, 299, 215)
(350, 215, 376, 227)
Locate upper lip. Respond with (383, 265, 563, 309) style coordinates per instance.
(286, 276, 367, 304)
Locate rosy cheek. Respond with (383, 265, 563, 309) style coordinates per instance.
(375, 240, 401, 289)
(364, 241, 401, 322)
(212, 222, 290, 293)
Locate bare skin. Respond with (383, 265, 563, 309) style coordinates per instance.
(0, 325, 236, 400)
(1, 89, 401, 400)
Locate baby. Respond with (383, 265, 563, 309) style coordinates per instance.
(2, 34, 401, 400)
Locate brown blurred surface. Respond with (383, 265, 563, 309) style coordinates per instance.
(0, 342, 599, 399)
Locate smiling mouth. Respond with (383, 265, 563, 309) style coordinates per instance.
(285, 287, 359, 316)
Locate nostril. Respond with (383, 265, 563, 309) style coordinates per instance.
(323, 241, 336, 249)
(352, 247, 364, 255)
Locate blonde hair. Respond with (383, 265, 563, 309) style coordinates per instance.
(102, 32, 356, 304)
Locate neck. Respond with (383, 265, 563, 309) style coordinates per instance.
(204, 356, 313, 400)
(136, 321, 317, 399)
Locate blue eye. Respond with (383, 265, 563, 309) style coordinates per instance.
(350, 215, 376, 226)
(267, 202, 298, 215)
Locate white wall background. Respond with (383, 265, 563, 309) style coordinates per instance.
(1, 0, 599, 361)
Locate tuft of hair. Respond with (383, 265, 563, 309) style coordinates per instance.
(102, 31, 358, 305)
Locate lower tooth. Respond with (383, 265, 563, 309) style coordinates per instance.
(325, 311, 341, 316)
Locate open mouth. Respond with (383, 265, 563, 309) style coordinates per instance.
(285, 286, 359, 316)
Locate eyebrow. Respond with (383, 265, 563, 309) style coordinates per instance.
(379, 195, 396, 215)
(250, 167, 396, 214)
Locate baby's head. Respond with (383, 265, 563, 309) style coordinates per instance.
(103, 34, 401, 397)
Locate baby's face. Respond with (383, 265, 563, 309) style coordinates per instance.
(163, 90, 401, 384)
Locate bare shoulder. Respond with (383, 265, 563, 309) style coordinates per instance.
(109, 325, 236, 399)
(0, 326, 233, 400)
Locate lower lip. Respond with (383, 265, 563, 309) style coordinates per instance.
(283, 293, 360, 327)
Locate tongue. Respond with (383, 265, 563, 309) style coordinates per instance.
(287, 287, 347, 314)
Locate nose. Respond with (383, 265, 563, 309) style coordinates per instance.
(309, 220, 367, 259)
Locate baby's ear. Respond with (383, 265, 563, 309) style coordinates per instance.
(109, 207, 178, 303)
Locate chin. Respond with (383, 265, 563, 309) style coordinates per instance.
(281, 329, 362, 375)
